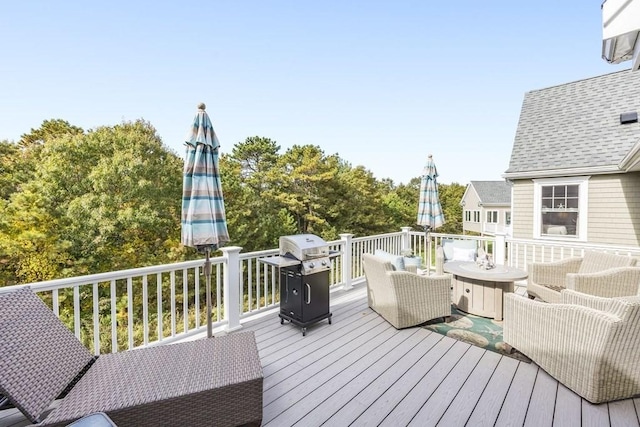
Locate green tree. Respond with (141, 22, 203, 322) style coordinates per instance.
(0, 140, 21, 200)
(64, 121, 185, 272)
(437, 182, 466, 234)
(383, 177, 421, 231)
(18, 120, 85, 186)
(222, 136, 296, 252)
(329, 163, 391, 236)
(273, 145, 340, 239)
(1, 120, 184, 283)
(19, 119, 84, 149)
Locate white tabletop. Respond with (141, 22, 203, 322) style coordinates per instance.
(443, 261, 528, 282)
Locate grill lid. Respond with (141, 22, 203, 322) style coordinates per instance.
(279, 234, 330, 260)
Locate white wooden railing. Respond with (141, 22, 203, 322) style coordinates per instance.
(506, 238, 640, 270)
(0, 230, 411, 355)
(3, 227, 639, 355)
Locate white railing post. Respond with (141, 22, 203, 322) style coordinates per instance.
(221, 246, 243, 332)
(339, 233, 354, 290)
(494, 233, 506, 265)
(400, 227, 412, 252)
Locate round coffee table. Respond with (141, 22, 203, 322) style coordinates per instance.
(443, 261, 528, 321)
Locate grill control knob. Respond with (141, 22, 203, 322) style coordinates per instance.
(321, 260, 327, 266)
(308, 263, 315, 269)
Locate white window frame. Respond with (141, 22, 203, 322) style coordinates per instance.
(473, 211, 480, 223)
(464, 210, 471, 222)
(486, 210, 498, 223)
(505, 211, 511, 226)
(533, 176, 589, 241)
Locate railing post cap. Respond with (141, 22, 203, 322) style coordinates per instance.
(339, 233, 354, 239)
(220, 246, 243, 255)
(401, 227, 413, 232)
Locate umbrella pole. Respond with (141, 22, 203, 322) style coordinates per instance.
(205, 248, 213, 338)
(425, 226, 430, 276)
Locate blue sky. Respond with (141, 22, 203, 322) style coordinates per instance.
(0, 1, 629, 185)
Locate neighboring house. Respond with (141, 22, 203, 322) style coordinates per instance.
(503, 69, 640, 247)
(461, 181, 511, 236)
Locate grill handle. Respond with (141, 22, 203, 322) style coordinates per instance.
(305, 283, 311, 304)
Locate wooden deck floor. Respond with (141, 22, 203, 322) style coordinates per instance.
(243, 283, 640, 426)
(2, 282, 640, 427)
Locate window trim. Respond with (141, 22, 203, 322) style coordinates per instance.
(486, 210, 498, 224)
(533, 176, 589, 241)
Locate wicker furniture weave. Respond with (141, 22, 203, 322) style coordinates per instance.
(503, 290, 640, 403)
(363, 253, 451, 329)
(527, 251, 639, 303)
(0, 287, 263, 426)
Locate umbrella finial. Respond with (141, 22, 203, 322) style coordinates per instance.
(428, 154, 433, 159)
(197, 102, 206, 111)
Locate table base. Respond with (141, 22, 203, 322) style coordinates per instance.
(451, 274, 515, 321)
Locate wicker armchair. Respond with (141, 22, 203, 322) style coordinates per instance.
(527, 251, 639, 303)
(435, 240, 480, 275)
(0, 287, 263, 426)
(363, 253, 451, 329)
(503, 290, 640, 403)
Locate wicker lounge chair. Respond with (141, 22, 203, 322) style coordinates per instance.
(503, 290, 640, 403)
(363, 253, 451, 329)
(0, 287, 263, 426)
(527, 251, 639, 303)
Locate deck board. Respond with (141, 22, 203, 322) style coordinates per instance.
(495, 361, 539, 426)
(525, 369, 559, 426)
(352, 336, 456, 426)
(609, 400, 640, 426)
(295, 328, 429, 426)
(2, 282, 639, 427)
(262, 323, 398, 423)
(265, 326, 416, 426)
(436, 349, 502, 426)
(407, 344, 487, 426)
(554, 383, 583, 426)
(378, 339, 471, 426)
(582, 400, 612, 426)
(466, 355, 520, 425)
(322, 329, 442, 426)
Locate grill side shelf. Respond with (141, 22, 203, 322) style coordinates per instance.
(258, 256, 301, 268)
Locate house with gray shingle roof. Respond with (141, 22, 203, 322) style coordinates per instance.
(503, 69, 640, 245)
(461, 181, 511, 236)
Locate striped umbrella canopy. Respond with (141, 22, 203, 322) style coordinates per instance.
(417, 155, 445, 274)
(417, 154, 445, 230)
(181, 103, 230, 251)
(181, 103, 229, 337)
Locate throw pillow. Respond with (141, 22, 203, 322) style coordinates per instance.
(452, 246, 476, 262)
(442, 239, 477, 261)
(403, 256, 422, 269)
(374, 249, 406, 271)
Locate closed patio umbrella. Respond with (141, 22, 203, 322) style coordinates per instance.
(181, 103, 230, 338)
(417, 154, 445, 274)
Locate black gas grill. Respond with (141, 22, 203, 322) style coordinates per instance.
(259, 234, 338, 336)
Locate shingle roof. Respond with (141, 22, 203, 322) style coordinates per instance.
(470, 181, 511, 205)
(505, 69, 640, 177)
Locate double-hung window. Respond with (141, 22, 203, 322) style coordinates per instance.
(533, 177, 589, 240)
(486, 211, 498, 223)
